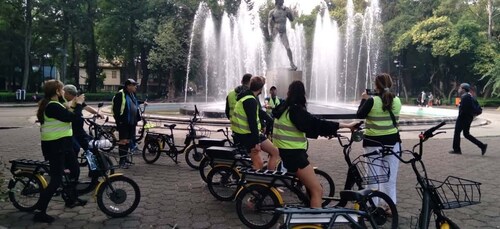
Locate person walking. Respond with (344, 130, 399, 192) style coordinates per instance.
(35, 80, 86, 223)
(427, 92, 433, 107)
(112, 79, 143, 168)
(231, 76, 280, 170)
(449, 83, 488, 155)
(273, 80, 358, 208)
(225, 73, 252, 119)
(356, 73, 402, 211)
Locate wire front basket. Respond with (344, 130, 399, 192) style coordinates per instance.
(195, 127, 211, 139)
(352, 156, 390, 185)
(416, 176, 481, 209)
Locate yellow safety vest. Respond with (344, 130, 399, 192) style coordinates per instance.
(273, 109, 307, 149)
(266, 96, 280, 114)
(231, 95, 261, 134)
(111, 89, 126, 116)
(227, 90, 237, 118)
(40, 101, 73, 141)
(365, 96, 401, 136)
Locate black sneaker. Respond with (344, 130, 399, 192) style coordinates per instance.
(448, 150, 462, 154)
(34, 212, 55, 223)
(65, 198, 87, 208)
(481, 144, 488, 156)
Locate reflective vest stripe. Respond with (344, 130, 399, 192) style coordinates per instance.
(41, 101, 73, 141)
(266, 97, 280, 113)
(273, 109, 307, 149)
(366, 116, 399, 121)
(365, 124, 397, 130)
(111, 89, 126, 116)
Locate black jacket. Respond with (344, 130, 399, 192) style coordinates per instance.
(273, 102, 340, 139)
(112, 90, 142, 126)
(459, 93, 474, 119)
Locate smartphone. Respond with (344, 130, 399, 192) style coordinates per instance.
(365, 89, 376, 95)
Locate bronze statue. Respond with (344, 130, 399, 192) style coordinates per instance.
(268, 0, 297, 71)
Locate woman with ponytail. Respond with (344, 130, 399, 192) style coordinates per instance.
(35, 80, 86, 223)
(356, 73, 402, 214)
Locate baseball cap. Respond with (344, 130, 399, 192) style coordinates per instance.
(460, 83, 470, 91)
(124, 79, 139, 86)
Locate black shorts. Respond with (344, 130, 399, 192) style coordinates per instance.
(233, 133, 267, 151)
(279, 149, 310, 173)
(117, 124, 136, 140)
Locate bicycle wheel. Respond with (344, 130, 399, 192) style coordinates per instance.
(199, 157, 212, 183)
(235, 184, 282, 229)
(207, 166, 240, 201)
(184, 144, 204, 169)
(77, 155, 115, 195)
(436, 215, 460, 229)
(96, 175, 141, 218)
(359, 190, 398, 229)
(314, 169, 335, 207)
(142, 138, 161, 164)
(8, 173, 44, 212)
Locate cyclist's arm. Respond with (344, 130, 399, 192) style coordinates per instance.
(356, 98, 373, 119)
(289, 105, 340, 138)
(45, 102, 83, 122)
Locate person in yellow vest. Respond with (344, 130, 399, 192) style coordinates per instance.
(231, 76, 280, 170)
(225, 73, 252, 119)
(356, 73, 402, 213)
(35, 80, 86, 223)
(264, 86, 282, 116)
(273, 81, 358, 208)
(112, 79, 144, 168)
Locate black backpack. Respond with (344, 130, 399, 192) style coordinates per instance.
(472, 97, 482, 116)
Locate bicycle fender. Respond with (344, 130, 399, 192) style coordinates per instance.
(93, 173, 124, 199)
(10, 172, 48, 189)
(236, 183, 284, 205)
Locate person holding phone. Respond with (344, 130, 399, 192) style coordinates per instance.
(356, 73, 402, 214)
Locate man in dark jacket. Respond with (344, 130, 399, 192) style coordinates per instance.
(112, 79, 142, 168)
(449, 83, 487, 155)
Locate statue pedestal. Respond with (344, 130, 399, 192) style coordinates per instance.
(265, 68, 303, 99)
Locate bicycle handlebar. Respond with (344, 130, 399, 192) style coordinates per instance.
(420, 121, 446, 140)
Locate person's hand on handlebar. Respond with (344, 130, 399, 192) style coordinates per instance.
(339, 121, 362, 132)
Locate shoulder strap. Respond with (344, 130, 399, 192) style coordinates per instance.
(387, 108, 398, 128)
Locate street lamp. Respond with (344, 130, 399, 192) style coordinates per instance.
(393, 60, 403, 96)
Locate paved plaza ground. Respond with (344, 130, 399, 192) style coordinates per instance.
(0, 105, 499, 228)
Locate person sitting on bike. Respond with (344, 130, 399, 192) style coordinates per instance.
(356, 73, 402, 211)
(112, 79, 146, 168)
(63, 84, 104, 157)
(272, 80, 358, 208)
(231, 76, 280, 170)
(225, 73, 252, 119)
(35, 80, 86, 223)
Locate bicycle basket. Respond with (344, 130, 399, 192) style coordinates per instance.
(352, 156, 390, 185)
(416, 176, 481, 209)
(195, 127, 211, 138)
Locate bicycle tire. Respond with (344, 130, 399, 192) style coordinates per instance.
(142, 138, 161, 164)
(96, 175, 141, 218)
(184, 144, 204, 169)
(8, 172, 43, 212)
(359, 190, 398, 229)
(313, 169, 335, 207)
(199, 157, 212, 183)
(235, 184, 282, 229)
(207, 166, 240, 201)
(437, 215, 460, 229)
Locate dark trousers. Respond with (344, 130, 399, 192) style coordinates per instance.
(453, 116, 484, 151)
(38, 150, 65, 213)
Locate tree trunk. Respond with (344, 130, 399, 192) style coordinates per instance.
(487, 0, 493, 41)
(167, 69, 175, 102)
(22, 0, 32, 90)
(70, 36, 80, 87)
(140, 46, 149, 94)
(85, 0, 98, 92)
(125, 16, 136, 80)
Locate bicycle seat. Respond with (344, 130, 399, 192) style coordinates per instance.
(163, 124, 176, 129)
(339, 189, 373, 202)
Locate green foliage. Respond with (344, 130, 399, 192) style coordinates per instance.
(477, 97, 500, 107)
(480, 57, 500, 97)
(148, 20, 185, 71)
